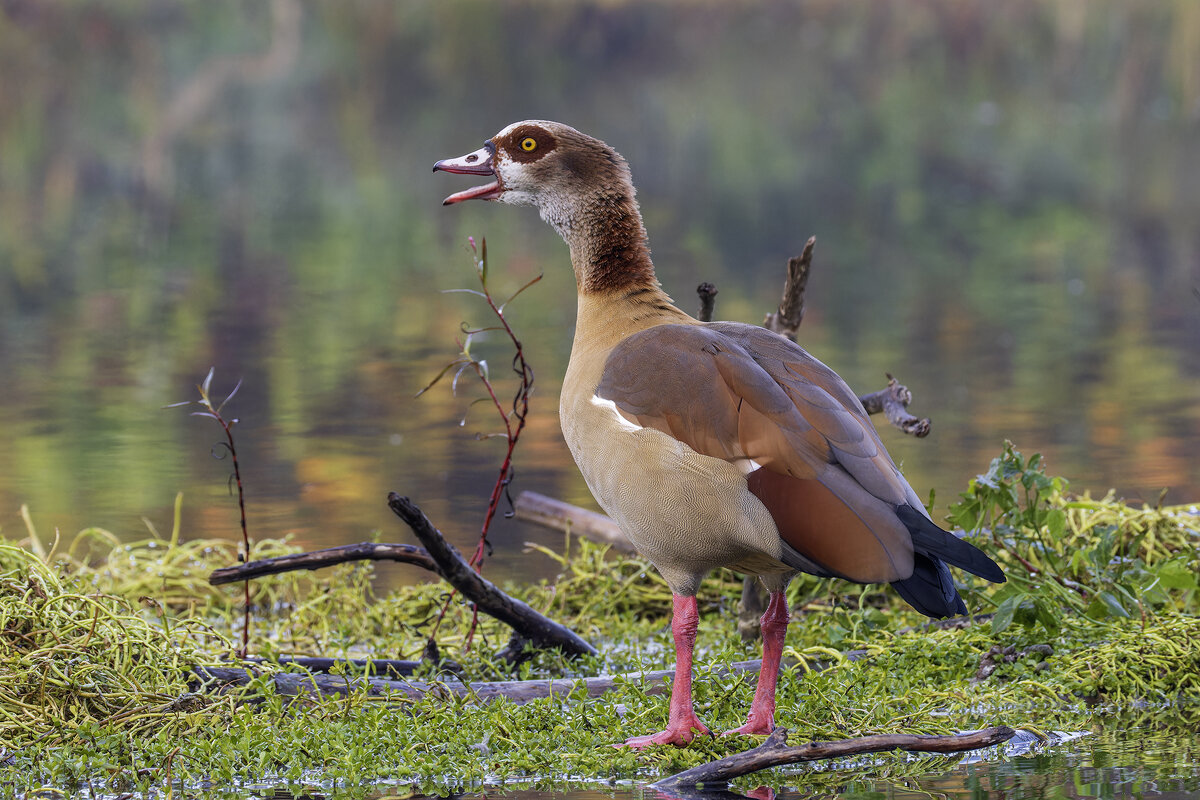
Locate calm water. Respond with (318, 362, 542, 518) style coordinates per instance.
(2, 2, 1199, 588)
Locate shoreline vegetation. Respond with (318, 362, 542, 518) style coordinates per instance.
(1, 444, 1198, 795)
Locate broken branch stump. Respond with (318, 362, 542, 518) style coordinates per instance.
(857, 374, 931, 438)
(761, 236, 814, 340)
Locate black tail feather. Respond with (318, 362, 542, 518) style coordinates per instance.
(889, 504, 1005, 619)
(891, 554, 968, 618)
(895, 504, 1006, 583)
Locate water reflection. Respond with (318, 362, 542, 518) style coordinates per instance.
(1, 1, 1198, 588)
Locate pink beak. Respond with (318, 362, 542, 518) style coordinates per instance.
(433, 143, 502, 205)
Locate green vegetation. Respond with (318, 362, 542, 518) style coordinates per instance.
(1, 447, 1198, 795)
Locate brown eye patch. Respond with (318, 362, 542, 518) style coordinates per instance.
(500, 125, 557, 163)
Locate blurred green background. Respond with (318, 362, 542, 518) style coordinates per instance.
(1, 0, 1197, 584)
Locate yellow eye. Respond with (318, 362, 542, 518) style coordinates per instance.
(520, 137, 538, 152)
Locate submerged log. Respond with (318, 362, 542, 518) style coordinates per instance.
(190, 659, 764, 704)
(654, 725, 1017, 790)
(239, 655, 421, 678)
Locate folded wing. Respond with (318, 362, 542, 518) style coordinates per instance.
(595, 322, 1003, 606)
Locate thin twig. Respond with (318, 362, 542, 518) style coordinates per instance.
(761, 236, 814, 341)
(208, 542, 439, 585)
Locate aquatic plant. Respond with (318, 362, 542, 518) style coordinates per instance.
(1, 454, 1198, 795)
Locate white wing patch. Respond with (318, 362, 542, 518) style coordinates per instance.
(737, 459, 765, 476)
(590, 395, 644, 432)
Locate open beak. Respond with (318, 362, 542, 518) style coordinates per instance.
(432, 143, 502, 205)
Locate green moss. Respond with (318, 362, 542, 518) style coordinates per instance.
(1, 453, 1199, 793)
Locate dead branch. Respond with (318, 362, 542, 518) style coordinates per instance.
(858, 374, 931, 438)
(696, 281, 719, 322)
(762, 236, 815, 340)
(191, 659, 763, 704)
(387, 493, 597, 658)
(209, 542, 438, 585)
(512, 490, 633, 552)
(654, 725, 1016, 790)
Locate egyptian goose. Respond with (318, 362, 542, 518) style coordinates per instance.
(434, 121, 1005, 748)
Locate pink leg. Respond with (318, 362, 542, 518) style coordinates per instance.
(619, 594, 711, 748)
(724, 590, 789, 736)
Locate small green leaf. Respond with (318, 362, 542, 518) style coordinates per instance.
(992, 594, 1021, 633)
(1034, 599, 1061, 635)
(1156, 559, 1199, 590)
(1085, 591, 1130, 620)
(414, 357, 470, 398)
(1045, 508, 1066, 539)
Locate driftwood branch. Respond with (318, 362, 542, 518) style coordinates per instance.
(857, 374, 931, 438)
(387, 493, 597, 658)
(205, 504, 597, 660)
(209, 542, 438, 585)
(696, 281, 719, 322)
(654, 725, 1016, 790)
(512, 490, 633, 552)
(761, 236, 814, 341)
(191, 659, 763, 704)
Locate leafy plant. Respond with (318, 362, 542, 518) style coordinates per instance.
(948, 441, 1199, 634)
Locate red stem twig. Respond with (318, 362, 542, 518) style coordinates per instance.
(171, 369, 252, 657)
(428, 238, 536, 650)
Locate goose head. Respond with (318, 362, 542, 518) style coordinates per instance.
(434, 120, 638, 236)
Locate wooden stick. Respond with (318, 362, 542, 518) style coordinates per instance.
(387, 493, 597, 658)
(209, 542, 439, 585)
(654, 725, 1016, 789)
(512, 491, 633, 552)
(696, 281, 719, 323)
(857, 374, 931, 438)
(762, 236, 815, 341)
(191, 659, 763, 704)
